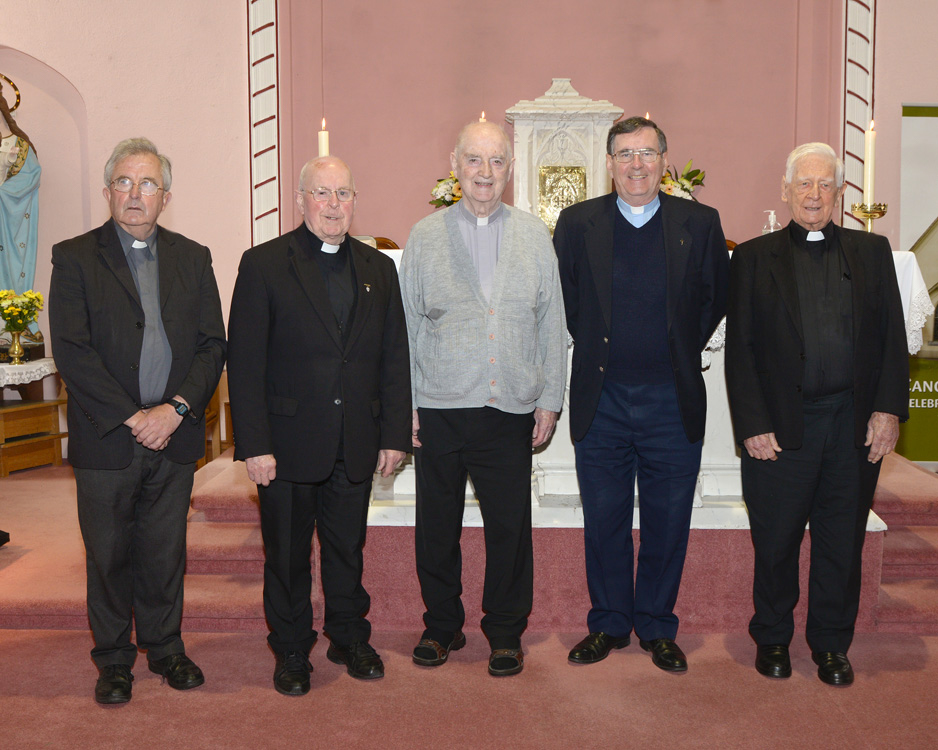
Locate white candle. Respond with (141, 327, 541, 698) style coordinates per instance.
(318, 118, 329, 157)
(863, 121, 876, 205)
(479, 111, 486, 122)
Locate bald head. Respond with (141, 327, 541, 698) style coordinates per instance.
(454, 121, 513, 161)
(298, 155, 355, 192)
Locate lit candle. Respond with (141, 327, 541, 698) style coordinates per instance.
(318, 118, 329, 157)
(479, 111, 486, 122)
(863, 120, 876, 205)
(645, 111, 650, 119)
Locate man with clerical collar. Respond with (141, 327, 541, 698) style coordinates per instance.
(554, 116, 729, 674)
(227, 156, 411, 695)
(401, 121, 567, 676)
(726, 142, 908, 685)
(50, 138, 227, 704)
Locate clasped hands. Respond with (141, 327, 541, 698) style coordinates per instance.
(125, 397, 189, 451)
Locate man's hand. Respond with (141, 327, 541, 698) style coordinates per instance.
(865, 411, 900, 464)
(743, 432, 782, 461)
(246, 454, 277, 486)
(412, 410, 421, 448)
(532, 407, 559, 448)
(129, 403, 183, 451)
(376, 449, 406, 478)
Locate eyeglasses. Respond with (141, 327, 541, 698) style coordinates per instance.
(301, 188, 356, 202)
(110, 177, 164, 196)
(612, 149, 660, 164)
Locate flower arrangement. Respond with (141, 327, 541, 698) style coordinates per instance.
(0, 289, 43, 333)
(429, 171, 462, 208)
(661, 159, 705, 201)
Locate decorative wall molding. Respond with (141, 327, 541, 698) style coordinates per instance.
(842, 0, 876, 227)
(247, 0, 281, 246)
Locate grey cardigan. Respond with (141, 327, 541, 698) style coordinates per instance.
(400, 203, 566, 414)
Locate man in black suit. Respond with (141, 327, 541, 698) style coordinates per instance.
(726, 142, 908, 685)
(50, 137, 226, 704)
(554, 117, 729, 673)
(227, 156, 410, 695)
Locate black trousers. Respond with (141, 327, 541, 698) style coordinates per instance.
(258, 460, 372, 654)
(415, 407, 535, 650)
(74, 442, 195, 668)
(742, 391, 882, 653)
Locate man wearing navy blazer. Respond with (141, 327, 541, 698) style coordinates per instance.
(227, 156, 410, 695)
(554, 117, 729, 672)
(50, 138, 227, 704)
(725, 143, 908, 685)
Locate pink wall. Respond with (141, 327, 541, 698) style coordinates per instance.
(0, 0, 249, 333)
(873, 1, 938, 249)
(281, 0, 843, 247)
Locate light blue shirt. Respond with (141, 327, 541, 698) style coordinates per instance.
(616, 193, 661, 228)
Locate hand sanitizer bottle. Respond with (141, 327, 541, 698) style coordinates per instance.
(762, 210, 782, 234)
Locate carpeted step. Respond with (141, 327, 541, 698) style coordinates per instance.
(186, 522, 265, 575)
(876, 579, 938, 634)
(190, 460, 260, 523)
(881, 526, 938, 581)
(872, 454, 938, 526)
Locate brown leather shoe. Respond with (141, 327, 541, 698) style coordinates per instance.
(488, 647, 524, 676)
(568, 632, 631, 664)
(639, 638, 688, 672)
(412, 631, 467, 667)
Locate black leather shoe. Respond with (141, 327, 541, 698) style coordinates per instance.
(755, 644, 792, 678)
(488, 647, 524, 676)
(274, 651, 313, 696)
(639, 638, 688, 672)
(413, 631, 467, 667)
(95, 664, 133, 705)
(148, 653, 205, 690)
(812, 651, 854, 686)
(568, 632, 630, 664)
(327, 641, 384, 680)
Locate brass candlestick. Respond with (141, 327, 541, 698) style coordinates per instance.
(850, 202, 887, 233)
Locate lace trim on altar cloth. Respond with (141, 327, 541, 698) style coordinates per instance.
(0, 357, 57, 387)
(907, 286, 933, 355)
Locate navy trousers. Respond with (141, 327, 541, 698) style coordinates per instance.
(575, 380, 701, 640)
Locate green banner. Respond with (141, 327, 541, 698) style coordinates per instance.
(896, 356, 938, 460)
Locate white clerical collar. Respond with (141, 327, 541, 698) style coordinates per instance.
(458, 199, 503, 227)
(320, 242, 340, 254)
(617, 193, 660, 215)
(806, 231, 825, 242)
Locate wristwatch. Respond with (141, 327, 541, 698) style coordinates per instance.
(167, 398, 192, 420)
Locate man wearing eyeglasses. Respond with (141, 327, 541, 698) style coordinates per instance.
(554, 117, 729, 673)
(227, 156, 410, 694)
(50, 137, 226, 704)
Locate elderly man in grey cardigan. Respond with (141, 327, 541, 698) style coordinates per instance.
(400, 121, 566, 677)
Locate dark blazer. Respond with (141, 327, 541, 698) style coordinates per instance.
(554, 191, 729, 442)
(226, 227, 411, 484)
(725, 223, 909, 448)
(49, 220, 227, 469)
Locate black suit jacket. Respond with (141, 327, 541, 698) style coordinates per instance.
(226, 227, 411, 484)
(554, 191, 729, 442)
(725, 223, 909, 448)
(49, 220, 227, 469)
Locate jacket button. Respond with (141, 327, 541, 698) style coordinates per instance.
(135, 321, 143, 329)
(795, 385, 802, 392)
(130, 363, 139, 371)
(334, 398, 342, 405)
(800, 353, 806, 360)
